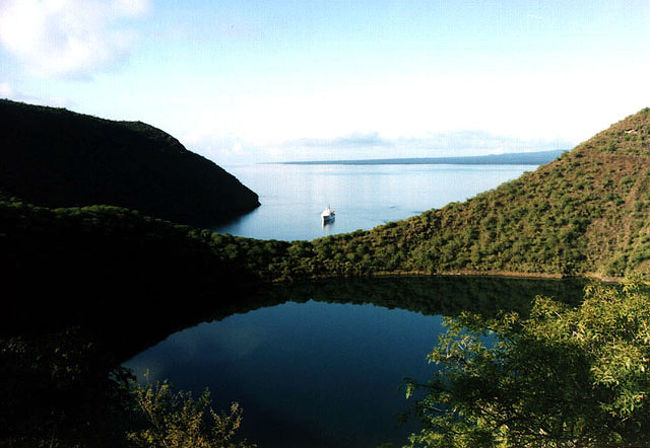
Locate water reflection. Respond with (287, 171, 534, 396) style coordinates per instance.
(126, 301, 444, 448)
(1, 276, 588, 448)
(124, 276, 586, 448)
(321, 218, 335, 234)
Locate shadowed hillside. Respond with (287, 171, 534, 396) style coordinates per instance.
(0, 192, 277, 367)
(0, 99, 259, 226)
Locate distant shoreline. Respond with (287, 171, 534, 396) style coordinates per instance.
(275, 149, 567, 166)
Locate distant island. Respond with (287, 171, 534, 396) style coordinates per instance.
(0, 99, 259, 227)
(279, 149, 567, 166)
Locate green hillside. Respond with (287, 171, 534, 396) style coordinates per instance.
(271, 107, 650, 280)
(3, 107, 650, 286)
(3, 108, 650, 447)
(3, 107, 650, 448)
(0, 99, 259, 226)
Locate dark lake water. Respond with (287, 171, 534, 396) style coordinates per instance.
(124, 276, 586, 448)
(124, 163, 579, 447)
(126, 300, 443, 447)
(214, 163, 537, 241)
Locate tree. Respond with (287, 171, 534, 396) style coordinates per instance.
(128, 378, 255, 448)
(404, 278, 650, 448)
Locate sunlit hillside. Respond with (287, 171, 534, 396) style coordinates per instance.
(274, 108, 650, 280)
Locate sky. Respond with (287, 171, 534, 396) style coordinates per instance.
(1, 0, 649, 164)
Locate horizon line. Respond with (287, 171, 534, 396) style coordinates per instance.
(268, 149, 569, 166)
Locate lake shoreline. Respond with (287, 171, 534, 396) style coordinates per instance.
(276, 269, 622, 283)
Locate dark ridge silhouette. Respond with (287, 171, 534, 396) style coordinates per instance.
(0, 99, 259, 226)
(0, 195, 261, 340)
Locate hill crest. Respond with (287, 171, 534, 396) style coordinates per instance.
(0, 99, 260, 226)
(259, 107, 650, 281)
(576, 107, 650, 157)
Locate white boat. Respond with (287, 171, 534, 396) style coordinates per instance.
(321, 206, 335, 223)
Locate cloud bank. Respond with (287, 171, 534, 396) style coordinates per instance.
(0, 81, 11, 97)
(0, 0, 150, 78)
(273, 131, 573, 162)
(183, 129, 574, 166)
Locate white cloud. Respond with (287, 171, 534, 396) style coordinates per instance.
(0, 79, 73, 107)
(104, 58, 649, 166)
(269, 130, 572, 162)
(0, 81, 11, 97)
(236, 66, 649, 149)
(178, 127, 573, 166)
(113, 0, 150, 17)
(0, 0, 150, 78)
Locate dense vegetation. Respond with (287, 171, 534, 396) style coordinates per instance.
(0, 99, 259, 227)
(4, 186, 585, 343)
(0, 195, 270, 447)
(272, 107, 650, 280)
(404, 277, 650, 447)
(0, 192, 287, 365)
(3, 104, 650, 446)
(4, 104, 650, 284)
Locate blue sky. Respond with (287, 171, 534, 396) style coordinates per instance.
(1, 0, 649, 164)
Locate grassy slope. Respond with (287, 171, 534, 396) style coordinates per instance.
(3, 108, 650, 286)
(0, 99, 259, 227)
(278, 108, 650, 280)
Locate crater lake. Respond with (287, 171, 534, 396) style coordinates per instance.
(124, 161, 583, 447)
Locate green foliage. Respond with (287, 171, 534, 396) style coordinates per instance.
(1, 195, 267, 302)
(7, 103, 650, 284)
(404, 278, 650, 447)
(256, 107, 650, 281)
(5, 103, 650, 285)
(128, 379, 255, 448)
(5, 104, 650, 284)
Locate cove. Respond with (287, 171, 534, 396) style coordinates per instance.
(124, 276, 587, 448)
(213, 163, 537, 241)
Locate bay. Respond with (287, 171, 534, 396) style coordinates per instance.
(214, 163, 537, 241)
